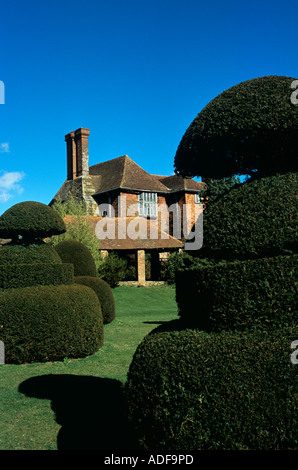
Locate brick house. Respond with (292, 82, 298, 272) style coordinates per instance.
(51, 128, 205, 284)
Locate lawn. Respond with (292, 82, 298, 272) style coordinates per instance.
(0, 285, 178, 450)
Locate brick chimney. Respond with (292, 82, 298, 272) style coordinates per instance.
(65, 131, 76, 180)
(65, 127, 90, 180)
(75, 128, 90, 177)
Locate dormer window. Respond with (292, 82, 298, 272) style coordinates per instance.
(138, 192, 158, 217)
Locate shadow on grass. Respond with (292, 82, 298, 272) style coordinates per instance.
(19, 374, 136, 450)
(145, 319, 190, 334)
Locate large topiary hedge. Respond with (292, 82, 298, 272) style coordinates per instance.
(126, 78, 298, 450)
(176, 254, 297, 331)
(199, 172, 298, 260)
(0, 284, 104, 364)
(0, 263, 74, 289)
(126, 326, 297, 450)
(75, 276, 115, 325)
(55, 239, 98, 277)
(177, 172, 298, 329)
(174, 75, 298, 179)
(0, 242, 62, 265)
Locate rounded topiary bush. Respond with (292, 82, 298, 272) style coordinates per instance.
(0, 200, 105, 364)
(55, 240, 98, 277)
(0, 201, 66, 241)
(177, 172, 298, 329)
(174, 75, 298, 179)
(0, 263, 74, 289)
(0, 284, 104, 364)
(75, 276, 115, 324)
(199, 172, 298, 260)
(126, 327, 297, 450)
(0, 242, 62, 265)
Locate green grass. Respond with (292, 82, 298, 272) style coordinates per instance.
(0, 285, 178, 450)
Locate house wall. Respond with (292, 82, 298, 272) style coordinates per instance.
(165, 192, 201, 240)
(184, 192, 203, 239)
(119, 192, 139, 217)
(116, 192, 170, 235)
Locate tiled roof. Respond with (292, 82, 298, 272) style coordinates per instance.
(50, 155, 206, 206)
(157, 174, 206, 192)
(64, 215, 184, 250)
(89, 155, 170, 193)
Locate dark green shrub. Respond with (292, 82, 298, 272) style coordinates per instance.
(174, 75, 298, 179)
(199, 172, 298, 260)
(0, 263, 74, 289)
(0, 201, 66, 241)
(55, 240, 98, 277)
(97, 252, 128, 287)
(75, 276, 115, 324)
(0, 242, 62, 265)
(176, 254, 297, 331)
(0, 284, 104, 364)
(126, 327, 297, 450)
(163, 251, 194, 284)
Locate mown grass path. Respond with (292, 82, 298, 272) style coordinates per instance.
(0, 285, 177, 450)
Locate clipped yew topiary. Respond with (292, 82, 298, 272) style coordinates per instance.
(199, 172, 298, 260)
(0, 200, 66, 242)
(75, 276, 115, 325)
(0, 201, 104, 363)
(125, 76, 298, 451)
(0, 242, 62, 265)
(55, 239, 98, 277)
(174, 75, 298, 179)
(126, 327, 297, 450)
(177, 172, 298, 328)
(0, 284, 104, 364)
(55, 240, 116, 324)
(176, 254, 297, 331)
(0, 263, 74, 289)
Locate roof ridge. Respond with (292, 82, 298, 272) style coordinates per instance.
(89, 154, 127, 170)
(120, 155, 130, 187)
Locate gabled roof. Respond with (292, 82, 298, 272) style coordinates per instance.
(89, 155, 170, 194)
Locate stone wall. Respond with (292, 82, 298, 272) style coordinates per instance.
(53, 176, 97, 215)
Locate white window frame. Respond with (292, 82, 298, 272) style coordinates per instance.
(138, 192, 158, 217)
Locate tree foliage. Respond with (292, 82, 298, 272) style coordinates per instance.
(50, 195, 102, 269)
(174, 75, 298, 179)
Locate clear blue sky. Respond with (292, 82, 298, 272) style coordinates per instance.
(0, 0, 297, 214)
